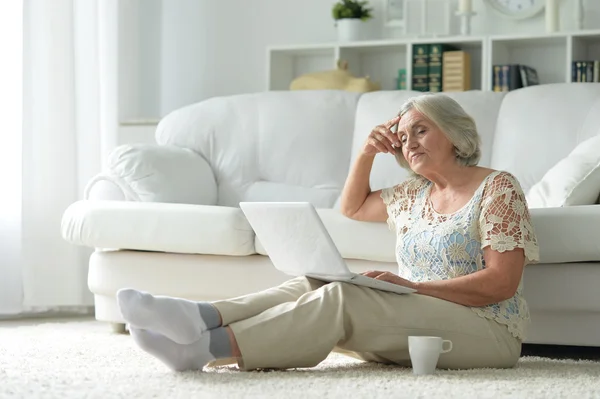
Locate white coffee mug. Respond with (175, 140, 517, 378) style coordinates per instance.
(408, 336, 453, 375)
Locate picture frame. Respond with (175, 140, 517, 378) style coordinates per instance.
(418, 0, 452, 37)
(383, 0, 408, 32)
(385, 0, 452, 37)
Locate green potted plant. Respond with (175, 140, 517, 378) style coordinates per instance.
(332, 0, 373, 42)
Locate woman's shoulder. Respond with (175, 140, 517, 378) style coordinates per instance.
(392, 175, 429, 196)
(481, 169, 525, 194)
(381, 176, 429, 206)
(478, 169, 528, 207)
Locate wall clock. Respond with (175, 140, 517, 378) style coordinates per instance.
(484, 0, 545, 20)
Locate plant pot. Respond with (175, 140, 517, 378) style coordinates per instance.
(336, 18, 365, 42)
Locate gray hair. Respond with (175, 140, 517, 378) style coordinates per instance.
(394, 93, 481, 170)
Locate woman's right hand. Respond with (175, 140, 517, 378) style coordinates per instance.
(361, 115, 402, 156)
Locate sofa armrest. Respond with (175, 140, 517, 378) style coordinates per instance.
(85, 144, 217, 205)
(61, 200, 254, 255)
(530, 205, 600, 263)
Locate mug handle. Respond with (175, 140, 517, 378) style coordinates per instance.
(441, 340, 453, 353)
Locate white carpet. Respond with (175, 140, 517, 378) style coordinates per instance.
(1, 320, 599, 399)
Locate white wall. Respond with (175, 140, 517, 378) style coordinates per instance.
(118, 0, 600, 122)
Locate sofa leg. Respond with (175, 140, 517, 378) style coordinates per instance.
(111, 323, 127, 334)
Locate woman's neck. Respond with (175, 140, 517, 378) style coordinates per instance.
(421, 164, 475, 192)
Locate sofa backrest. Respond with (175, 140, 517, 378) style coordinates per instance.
(155, 84, 600, 209)
(490, 83, 600, 193)
(156, 90, 360, 207)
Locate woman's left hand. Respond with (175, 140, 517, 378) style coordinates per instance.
(361, 270, 418, 290)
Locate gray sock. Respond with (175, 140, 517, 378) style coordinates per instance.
(208, 327, 233, 358)
(197, 303, 221, 330)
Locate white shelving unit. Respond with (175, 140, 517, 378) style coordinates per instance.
(267, 29, 600, 92)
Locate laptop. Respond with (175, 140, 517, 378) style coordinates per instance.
(239, 201, 415, 295)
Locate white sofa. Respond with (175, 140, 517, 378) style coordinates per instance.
(62, 84, 600, 345)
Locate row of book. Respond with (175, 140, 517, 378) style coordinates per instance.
(410, 44, 471, 92)
(572, 60, 600, 82)
(492, 64, 539, 92)
(396, 59, 598, 91)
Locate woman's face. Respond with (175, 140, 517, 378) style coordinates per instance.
(397, 109, 455, 174)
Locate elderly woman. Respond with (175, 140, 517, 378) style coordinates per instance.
(116, 93, 539, 372)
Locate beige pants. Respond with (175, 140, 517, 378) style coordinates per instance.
(211, 277, 521, 371)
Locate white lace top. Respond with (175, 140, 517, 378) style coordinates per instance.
(381, 170, 540, 340)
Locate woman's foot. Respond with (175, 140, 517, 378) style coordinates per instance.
(129, 327, 214, 372)
(116, 288, 221, 344)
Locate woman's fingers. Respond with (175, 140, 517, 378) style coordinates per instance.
(375, 126, 400, 151)
(364, 115, 401, 155)
(374, 272, 396, 284)
(384, 115, 401, 129)
(367, 137, 387, 154)
(362, 270, 386, 278)
(372, 133, 394, 154)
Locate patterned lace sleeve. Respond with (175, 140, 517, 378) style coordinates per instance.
(479, 172, 540, 264)
(381, 185, 401, 231)
(380, 178, 423, 232)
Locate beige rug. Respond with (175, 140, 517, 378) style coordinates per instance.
(1, 319, 599, 398)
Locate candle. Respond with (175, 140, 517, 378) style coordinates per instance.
(545, 0, 559, 33)
(575, 0, 584, 30)
(459, 0, 472, 13)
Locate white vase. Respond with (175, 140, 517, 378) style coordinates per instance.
(337, 18, 364, 42)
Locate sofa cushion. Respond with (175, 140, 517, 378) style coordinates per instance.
(529, 205, 600, 263)
(490, 83, 600, 193)
(155, 90, 361, 208)
(61, 200, 255, 256)
(256, 206, 600, 264)
(63, 201, 600, 264)
(87, 144, 218, 205)
(526, 133, 600, 208)
(255, 208, 396, 263)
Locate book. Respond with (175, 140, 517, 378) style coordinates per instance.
(397, 68, 407, 90)
(571, 60, 600, 82)
(493, 65, 502, 92)
(491, 64, 538, 91)
(428, 44, 457, 92)
(442, 51, 471, 92)
(586, 61, 594, 82)
(519, 65, 539, 87)
(412, 44, 430, 92)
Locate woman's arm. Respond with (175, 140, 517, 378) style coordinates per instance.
(339, 153, 387, 221)
(413, 248, 525, 306)
(365, 247, 525, 307)
(340, 115, 400, 222)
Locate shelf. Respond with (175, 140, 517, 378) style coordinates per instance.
(490, 37, 567, 90)
(340, 42, 408, 53)
(338, 44, 408, 90)
(570, 33, 600, 60)
(412, 36, 486, 47)
(413, 39, 485, 91)
(267, 46, 336, 91)
(490, 35, 566, 47)
(267, 29, 600, 92)
(267, 44, 335, 56)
